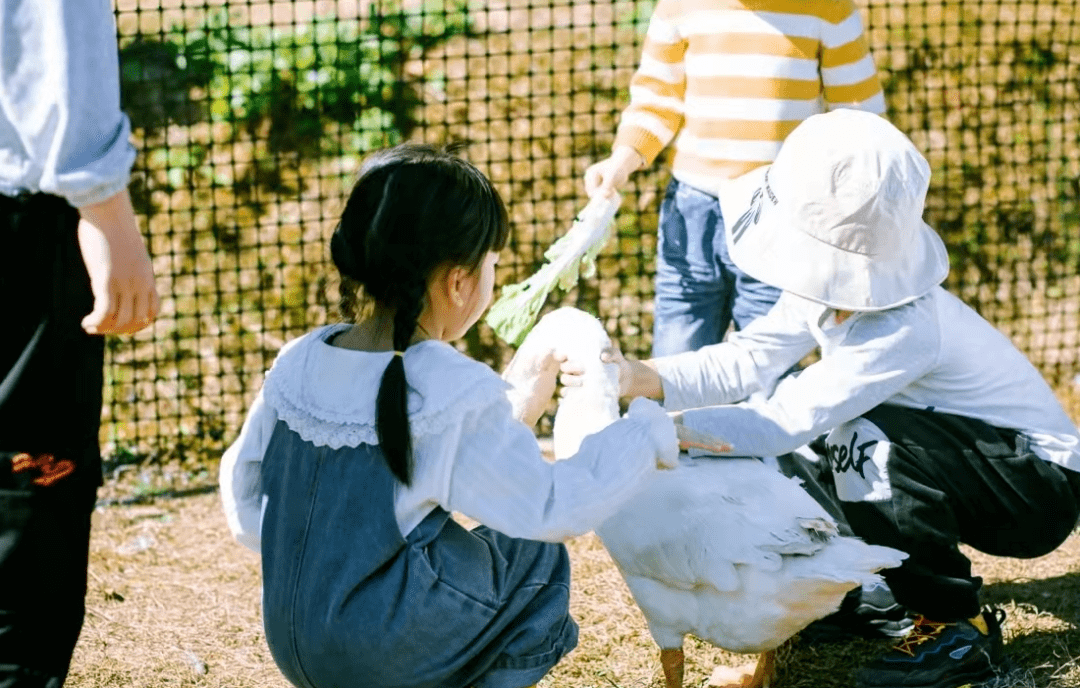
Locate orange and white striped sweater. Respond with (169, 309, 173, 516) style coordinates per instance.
(614, 0, 885, 193)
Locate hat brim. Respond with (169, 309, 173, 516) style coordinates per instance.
(726, 194, 950, 311)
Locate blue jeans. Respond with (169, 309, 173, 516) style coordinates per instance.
(652, 178, 782, 357)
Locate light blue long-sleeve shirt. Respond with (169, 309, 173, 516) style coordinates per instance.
(0, 0, 135, 207)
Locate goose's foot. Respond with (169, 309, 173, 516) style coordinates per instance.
(660, 646, 685, 688)
(707, 650, 776, 688)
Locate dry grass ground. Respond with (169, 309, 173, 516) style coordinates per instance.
(69, 484, 1080, 688)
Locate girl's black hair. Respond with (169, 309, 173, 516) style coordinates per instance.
(330, 143, 509, 485)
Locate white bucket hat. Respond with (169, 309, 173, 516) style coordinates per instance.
(724, 109, 949, 311)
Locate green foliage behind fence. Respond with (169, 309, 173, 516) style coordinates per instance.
(107, 0, 1080, 460)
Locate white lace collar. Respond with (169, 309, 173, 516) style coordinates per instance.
(261, 324, 510, 448)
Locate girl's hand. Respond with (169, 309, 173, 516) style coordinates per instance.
(503, 344, 566, 428)
(625, 397, 679, 469)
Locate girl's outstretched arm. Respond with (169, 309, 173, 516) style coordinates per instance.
(440, 396, 677, 543)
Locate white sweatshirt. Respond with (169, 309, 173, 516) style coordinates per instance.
(220, 324, 675, 552)
(655, 287, 1080, 472)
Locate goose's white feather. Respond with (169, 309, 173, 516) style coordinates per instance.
(528, 307, 906, 653)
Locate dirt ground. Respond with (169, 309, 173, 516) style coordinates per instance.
(68, 479, 1080, 688)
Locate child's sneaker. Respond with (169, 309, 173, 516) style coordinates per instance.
(801, 581, 913, 643)
(854, 580, 916, 638)
(855, 607, 1008, 688)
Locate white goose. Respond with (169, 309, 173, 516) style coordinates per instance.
(529, 307, 907, 688)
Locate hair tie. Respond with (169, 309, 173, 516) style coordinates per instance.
(393, 351, 405, 357)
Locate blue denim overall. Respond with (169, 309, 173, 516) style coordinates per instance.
(259, 421, 578, 688)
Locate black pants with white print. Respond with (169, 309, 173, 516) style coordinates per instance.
(778, 405, 1080, 623)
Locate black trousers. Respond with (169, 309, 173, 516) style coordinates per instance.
(0, 193, 103, 687)
(779, 405, 1080, 622)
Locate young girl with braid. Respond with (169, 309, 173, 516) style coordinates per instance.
(219, 144, 679, 688)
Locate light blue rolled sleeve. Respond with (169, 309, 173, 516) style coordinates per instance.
(0, 0, 135, 207)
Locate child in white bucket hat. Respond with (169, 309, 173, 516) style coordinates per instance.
(566, 108, 1080, 688)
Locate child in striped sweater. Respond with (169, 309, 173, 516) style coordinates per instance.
(586, 0, 886, 357)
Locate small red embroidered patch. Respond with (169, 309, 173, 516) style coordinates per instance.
(11, 452, 76, 486)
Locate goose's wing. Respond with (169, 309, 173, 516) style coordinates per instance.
(596, 457, 838, 593)
(597, 457, 907, 652)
